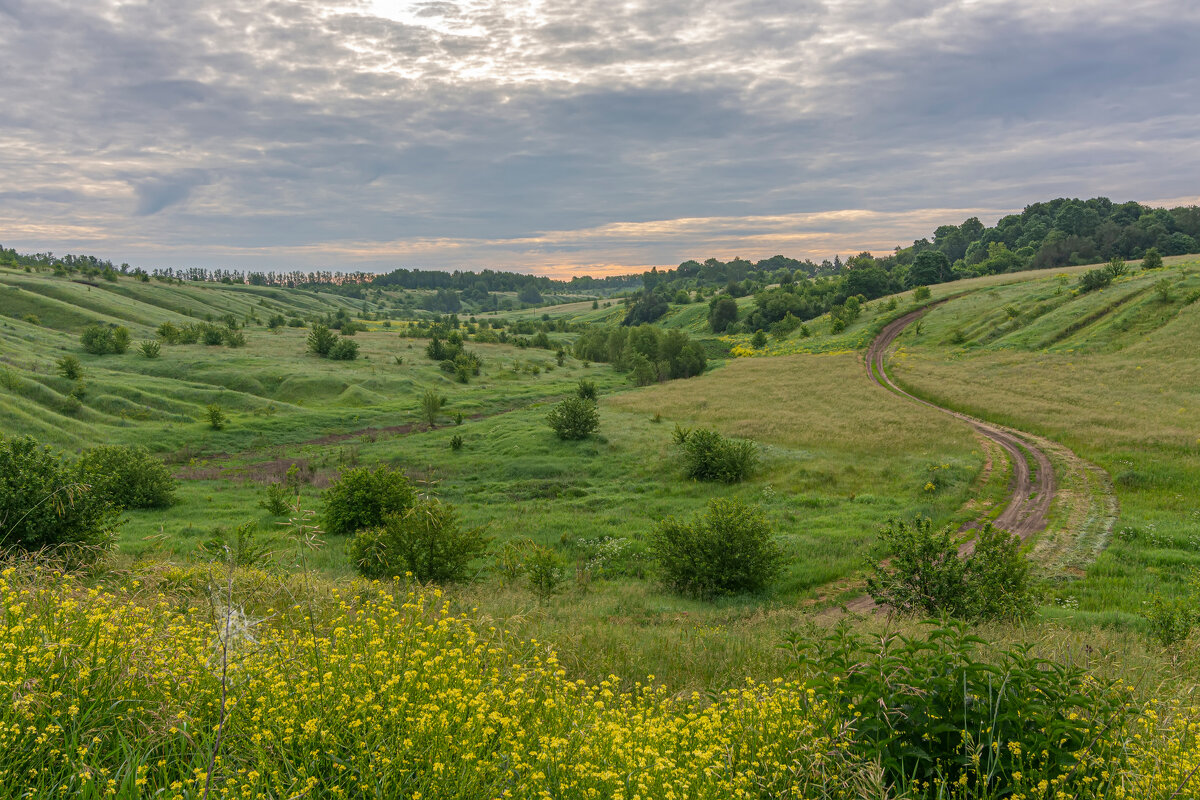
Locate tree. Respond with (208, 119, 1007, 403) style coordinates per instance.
(708, 295, 739, 332)
(56, 355, 83, 380)
(1142, 247, 1164, 269)
(649, 498, 783, 598)
(0, 434, 120, 557)
(80, 325, 115, 354)
(906, 251, 952, 288)
(350, 498, 488, 583)
(76, 445, 176, 510)
(307, 324, 337, 357)
(420, 389, 446, 428)
(322, 465, 416, 537)
(546, 397, 599, 440)
(518, 285, 543, 305)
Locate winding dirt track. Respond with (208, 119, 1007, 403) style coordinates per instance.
(867, 305, 1056, 553)
(841, 304, 1061, 614)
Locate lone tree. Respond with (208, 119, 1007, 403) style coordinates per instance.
(420, 389, 446, 428)
(546, 397, 599, 440)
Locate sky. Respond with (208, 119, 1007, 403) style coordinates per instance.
(0, 0, 1198, 278)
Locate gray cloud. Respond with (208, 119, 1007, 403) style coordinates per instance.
(0, 0, 1197, 274)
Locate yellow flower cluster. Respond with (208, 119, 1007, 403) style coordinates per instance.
(5, 565, 1200, 799)
(0, 567, 869, 798)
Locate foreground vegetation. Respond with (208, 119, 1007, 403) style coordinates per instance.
(5, 562, 1200, 799)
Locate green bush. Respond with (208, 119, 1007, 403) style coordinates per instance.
(55, 355, 83, 380)
(110, 326, 131, 354)
(450, 434, 464, 451)
(258, 481, 294, 516)
(139, 340, 161, 358)
(576, 379, 597, 401)
(546, 397, 599, 440)
(1142, 246, 1164, 269)
(80, 325, 114, 354)
(0, 434, 119, 557)
(329, 339, 359, 360)
(1078, 268, 1112, 292)
(206, 404, 227, 430)
(525, 544, 566, 600)
(1155, 277, 1174, 303)
(674, 427, 757, 483)
(866, 517, 1034, 620)
(223, 328, 247, 348)
(350, 498, 487, 582)
(155, 322, 180, 343)
(782, 620, 1131, 794)
(307, 324, 337, 356)
(912, 285, 932, 301)
(322, 465, 416, 537)
(649, 498, 782, 598)
(201, 325, 225, 346)
(420, 389, 445, 428)
(76, 445, 176, 510)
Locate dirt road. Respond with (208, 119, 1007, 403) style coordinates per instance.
(840, 304, 1059, 614)
(867, 306, 1056, 552)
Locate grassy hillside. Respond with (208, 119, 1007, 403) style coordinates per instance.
(883, 258, 1200, 626)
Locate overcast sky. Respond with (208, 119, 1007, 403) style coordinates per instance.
(1, 0, 1197, 277)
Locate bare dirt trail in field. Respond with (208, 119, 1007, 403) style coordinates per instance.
(841, 304, 1058, 614)
(868, 306, 1057, 549)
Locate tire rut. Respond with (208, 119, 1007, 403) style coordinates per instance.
(842, 305, 1057, 613)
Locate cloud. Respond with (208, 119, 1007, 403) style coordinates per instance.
(0, 0, 1197, 273)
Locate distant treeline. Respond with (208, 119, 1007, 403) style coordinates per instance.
(3, 197, 1196, 309)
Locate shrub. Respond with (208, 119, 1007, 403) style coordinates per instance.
(259, 481, 294, 516)
(1144, 595, 1195, 648)
(649, 498, 782, 598)
(420, 389, 445, 428)
(866, 517, 1034, 620)
(450, 434, 464, 451)
(110, 326, 131, 354)
(1078, 268, 1112, 292)
(782, 620, 1131, 794)
(223, 328, 247, 348)
(546, 396, 599, 440)
(350, 498, 487, 583)
(80, 325, 114, 354)
(675, 427, 757, 483)
(23, 313, 41, 325)
(201, 325, 225, 346)
(76, 445, 176, 510)
(322, 464, 416, 537)
(139, 340, 161, 358)
(307, 324, 337, 356)
(0, 434, 119, 556)
(576, 379, 597, 400)
(205, 404, 227, 430)
(525, 544, 566, 600)
(1105, 256, 1128, 278)
(55, 355, 83, 380)
(912, 285, 932, 301)
(750, 330, 768, 349)
(1155, 277, 1174, 303)
(1142, 246, 1164, 269)
(329, 339, 359, 360)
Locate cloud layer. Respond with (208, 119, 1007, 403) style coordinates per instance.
(1, 0, 1197, 276)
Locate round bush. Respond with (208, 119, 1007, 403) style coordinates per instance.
(322, 465, 416, 537)
(649, 498, 783, 599)
(76, 445, 177, 510)
(0, 434, 120, 557)
(546, 396, 599, 440)
(675, 427, 757, 483)
(350, 498, 488, 583)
